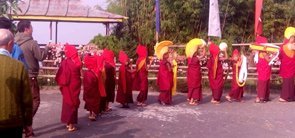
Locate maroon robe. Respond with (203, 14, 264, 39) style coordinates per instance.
(104, 62, 116, 103)
(116, 64, 134, 104)
(157, 60, 173, 104)
(133, 45, 149, 103)
(256, 54, 271, 100)
(207, 57, 224, 101)
(134, 58, 149, 103)
(56, 59, 81, 124)
(279, 43, 295, 101)
(228, 62, 244, 101)
(207, 42, 224, 101)
(187, 56, 202, 101)
(83, 70, 100, 114)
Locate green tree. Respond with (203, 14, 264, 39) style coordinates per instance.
(0, 0, 21, 19)
(91, 0, 295, 57)
(263, 0, 295, 42)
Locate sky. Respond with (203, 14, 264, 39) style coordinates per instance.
(31, 0, 109, 45)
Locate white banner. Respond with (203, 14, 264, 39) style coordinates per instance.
(208, 0, 222, 38)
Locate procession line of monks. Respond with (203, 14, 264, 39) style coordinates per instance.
(55, 27, 295, 132)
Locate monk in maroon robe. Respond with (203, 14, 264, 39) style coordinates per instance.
(83, 55, 100, 121)
(56, 45, 82, 132)
(279, 35, 295, 102)
(256, 51, 271, 103)
(95, 55, 108, 113)
(102, 49, 116, 111)
(133, 44, 149, 106)
(157, 52, 173, 105)
(116, 51, 134, 108)
(207, 42, 227, 104)
(226, 49, 244, 102)
(187, 47, 206, 105)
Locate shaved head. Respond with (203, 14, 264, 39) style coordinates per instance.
(0, 29, 14, 52)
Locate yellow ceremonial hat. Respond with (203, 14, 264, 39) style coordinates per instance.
(284, 27, 295, 39)
(185, 38, 206, 58)
(155, 40, 173, 60)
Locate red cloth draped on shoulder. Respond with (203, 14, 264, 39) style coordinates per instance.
(64, 44, 82, 67)
(94, 54, 108, 112)
(133, 44, 149, 103)
(116, 51, 134, 104)
(279, 37, 295, 101)
(208, 42, 220, 79)
(157, 60, 173, 104)
(55, 44, 82, 124)
(207, 42, 224, 90)
(187, 56, 202, 88)
(256, 53, 271, 81)
(228, 49, 244, 100)
(207, 42, 224, 101)
(83, 55, 100, 114)
(103, 48, 116, 67)
(254, 38, 271, 100)
(157, 60, 173, 91)
(279, 39, 295, 78)
(95, 55, 107, 97)
(133, 44, 148, 91)
(118, 51, 129, 93)
(102, 49, 116, 103)
(135, 44, 147, 74)
(254, 36, 271, 80)
(187, 56, 202, 100)
(256, 53, 271, 100)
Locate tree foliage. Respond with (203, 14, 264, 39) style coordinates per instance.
(91, 0, 295, 57)
(0, 0, 21, 19)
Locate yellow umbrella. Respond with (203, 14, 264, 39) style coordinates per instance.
(185, 38, 206, 58)
(155, 40, 173, 59)
(154, 40, 178, 95)
(284, 27, 295, 39)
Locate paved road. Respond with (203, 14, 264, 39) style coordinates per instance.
(32, 88, 295, 138)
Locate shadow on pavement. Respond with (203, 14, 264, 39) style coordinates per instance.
(36, 114, 129, 137)
(100, 129, 141, 138)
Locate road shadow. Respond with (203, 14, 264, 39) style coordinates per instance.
(35, 114, 128, 137)
(100, 129, 141, 138)
(172, 94, 187, 105)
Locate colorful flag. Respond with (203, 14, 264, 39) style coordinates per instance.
(255, 0, 263, 36)
(208, 0, 221, 38)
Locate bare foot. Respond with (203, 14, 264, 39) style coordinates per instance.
(225, 95, 232, 102)
(211, 99, 220, 104)
(189, 101, 198, 106)
(67, 124, 77, 132)
(105, 107, 112, 112)
(279, 98, 287, 102)
(141, 103, 147, 106)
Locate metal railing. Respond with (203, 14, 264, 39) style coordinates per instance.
(39, 60, 281, 81)
(39, 42, 283, 81)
